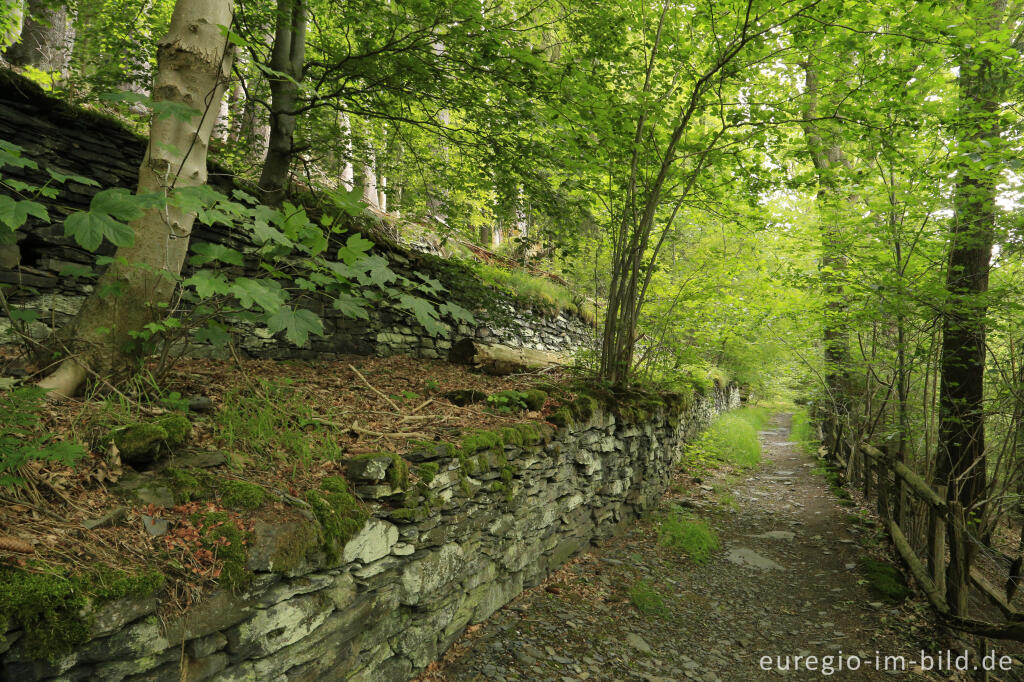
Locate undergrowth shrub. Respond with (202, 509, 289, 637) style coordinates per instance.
(790, 409, 819, 455)
(659, 505, 719, 563)
(684, 407, 764, 470)
(0, 387, 86, 487)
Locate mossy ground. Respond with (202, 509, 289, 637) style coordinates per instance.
(860, 558, 909, 602)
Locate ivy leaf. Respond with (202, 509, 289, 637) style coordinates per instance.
(337, 233, 375, 264)
(183, 270, 231, 298)
(397, 294, 443, 335)
(189, 243, 244, 266)
(230, 278, 285, 311)
(333, 293, 369, 319)
(0, 139, 36, 170)
(0, 196, 48, 230)
(266, 306, 324, 346)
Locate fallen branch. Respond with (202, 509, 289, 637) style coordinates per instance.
(349, 364, 401, 412)
(349, 423, 431, 440)
(411, 398, 433, 414)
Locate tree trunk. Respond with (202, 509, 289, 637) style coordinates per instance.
(38, 0, 234, 398)
(935, 0, 1012, 517)
(448, 339, 567, 376)
(4, 0, 74, 76)
(257, 0, 305, 206)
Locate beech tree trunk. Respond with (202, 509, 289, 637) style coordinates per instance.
(4, 0, 74, 76)
(38, 0, 234, 397)
(258, 0, 305, 206)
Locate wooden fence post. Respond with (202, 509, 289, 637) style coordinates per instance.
(876, 448, 889, 523)
(948, 500, 969, 618)
(928, 484, 947, 599)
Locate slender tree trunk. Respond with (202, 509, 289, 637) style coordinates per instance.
(258, 0, 305, 206)
(4, 0, 74, 76)
(39, 0, 234, 397)
(800, 53, 854, 443)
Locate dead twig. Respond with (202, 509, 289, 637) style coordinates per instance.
(349, 422, 430, 440)
(348, 364, 402, 412)
(411, 398, 433, 414)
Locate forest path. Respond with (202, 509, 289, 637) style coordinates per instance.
(422, 414, 952, 681)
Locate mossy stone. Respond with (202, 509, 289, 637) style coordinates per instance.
(112, 414, 191, 468)
(520, 389, 548, 410)
(219, 480, 268, 510)
(192, 512, 250, 591)
(305, 478, 369, 563)
(0, 566, 163, 661)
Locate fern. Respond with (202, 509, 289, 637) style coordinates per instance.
(0, 387, 86, 487)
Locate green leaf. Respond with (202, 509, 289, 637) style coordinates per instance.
(194, 320, 231, 347)
(91, 188, 147, 222)
(46, 168, 100, 187)
(230, 278, 286, 311)
(152, 100, 202, 122)
(266, 306, 324, 346)
(0, 196, 47, 230)
(332, 293, 369, 319)
(58, 263, 94, 278)
(439, 301, 475, 324)
(8, 308, 39, 322)
(183, 270, 231, 298)
(64, 211, 135, 250)
(189, 242, 245, 266)
(397, 294, 443, 335)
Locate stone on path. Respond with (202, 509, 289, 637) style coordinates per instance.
(626, 633, 653, 654)
(724, 547, 784, 571)
(752, 530, 795, 541)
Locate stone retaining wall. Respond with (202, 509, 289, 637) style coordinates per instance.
(0, 71, 593, 360)
(0, 385, 740, 681)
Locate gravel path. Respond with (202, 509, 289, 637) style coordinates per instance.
(422, 414, 966, 681)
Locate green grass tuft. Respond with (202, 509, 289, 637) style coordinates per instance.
(789, 409, 819, 456)
(628, 580, 670, 617)
(685, 408, 764, 470)
(658, 506, 719, 563)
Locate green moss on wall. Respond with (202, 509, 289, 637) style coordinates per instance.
(306, 477, 369, 563)
(219, 480, 269, 510)
(0, 565, 163, 660)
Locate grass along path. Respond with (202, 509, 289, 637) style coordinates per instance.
(420, 413, 977, 681)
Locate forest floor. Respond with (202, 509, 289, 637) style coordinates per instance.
(0, 350, 567, 611)
(420, 414, 1024, 681)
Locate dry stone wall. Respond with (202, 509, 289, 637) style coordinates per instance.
(0, 71, 593, 360)
(0, 385, 739, 682)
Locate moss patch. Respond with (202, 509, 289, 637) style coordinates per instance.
(112, 414, 191, 460)
(414, 462, 439, 484)
(860, 558, 908, 602)
(0, 565, 163, 660)
(306, 477, 369, 562)
(219, 480, 269, 510)
(192, 512, 250, 591)
(166, 468, 212, 504)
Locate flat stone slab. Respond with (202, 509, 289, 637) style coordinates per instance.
(725, 547, 784, 571)
(752, 530, 796, 541)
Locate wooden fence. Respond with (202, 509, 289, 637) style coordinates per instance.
(836, 441, 1024, 641)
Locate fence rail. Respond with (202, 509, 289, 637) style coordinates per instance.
(843, 441, 1024, 641)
